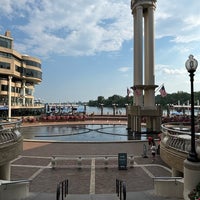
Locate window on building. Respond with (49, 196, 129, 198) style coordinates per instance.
(0, 51, 12, 58)
(15, 65, 23, 73)
(1, 85, 8, 91)
(0, 38, 12, 49)
(0, 62, 10, 69)
(25, 88, 33, 96)
(24, 60, 41, 68)
(24, 68, 42, 79)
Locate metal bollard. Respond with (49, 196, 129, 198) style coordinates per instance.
(77, 157, 82, 169)
(142, 144, 148, 158)
(51, 156, 56, 169)
(129, 156, 134, 168)
(104, 156, 109, 169)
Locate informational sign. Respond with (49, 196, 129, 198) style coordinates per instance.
(118, 153, 127, 170)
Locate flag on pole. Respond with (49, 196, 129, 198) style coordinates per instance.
(159, 85, 167, 97)
(127, 87, 131, 97)
(132, 86, 142, 96)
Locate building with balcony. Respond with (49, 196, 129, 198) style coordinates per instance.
(0, 30, 43, 117)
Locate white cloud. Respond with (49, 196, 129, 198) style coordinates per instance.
(156, 0, 200, 44)
(0, 0, 133, 57)
(118, 67, 131, 73)
(156, 64, 185, 75)
(1, 0, 200, 65)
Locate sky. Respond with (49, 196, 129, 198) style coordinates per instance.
(1, 0, 200, 103)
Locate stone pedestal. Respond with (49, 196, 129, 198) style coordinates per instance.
(184, 159, 200, 200)
(0, 162, 11, 180)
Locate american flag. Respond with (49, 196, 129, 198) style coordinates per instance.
(127, 87, 131, 97)
(132, 86, 142, 96)
(159, 85, 167, 97)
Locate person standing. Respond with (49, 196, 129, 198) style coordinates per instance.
(148, 136, 153, 149)
(151, 142, 156, 162)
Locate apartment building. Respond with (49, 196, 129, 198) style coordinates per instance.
(0, 30, 43, 116)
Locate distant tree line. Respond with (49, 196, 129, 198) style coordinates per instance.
(87, 91, 200, 109)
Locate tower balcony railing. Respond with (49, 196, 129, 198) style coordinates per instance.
(161, 122, 200, 157)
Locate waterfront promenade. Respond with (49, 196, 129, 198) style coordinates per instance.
(10, 120, 182, 199)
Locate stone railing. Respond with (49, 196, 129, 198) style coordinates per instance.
(0, 118, 22, 145)
(0, 118, 23, 179)
(161, 122, 200, 158)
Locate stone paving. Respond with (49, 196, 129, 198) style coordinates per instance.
(10, 140, 172, 196)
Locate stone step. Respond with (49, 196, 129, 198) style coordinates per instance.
(25, 192, 55, 200)
(25, 191, 183, 200)
(67, 193, 118, 200)
(25, 193, 119, 200)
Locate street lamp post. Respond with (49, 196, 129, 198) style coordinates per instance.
(100, 103, 104, 116)
(185, 54, 199, 162)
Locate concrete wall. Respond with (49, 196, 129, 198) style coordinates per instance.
(0, 181, 29, 200)
(154, 179, 184, 199)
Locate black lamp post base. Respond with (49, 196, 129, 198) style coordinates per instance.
(187, 152, 200, 162)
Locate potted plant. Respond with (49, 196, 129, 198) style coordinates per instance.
(188, 182, 200, 200)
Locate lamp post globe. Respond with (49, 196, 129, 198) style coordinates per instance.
(185, 55, 198, 73)
(185, 54, 199, 162)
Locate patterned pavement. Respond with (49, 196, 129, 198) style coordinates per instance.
(10, 140, 172, 196)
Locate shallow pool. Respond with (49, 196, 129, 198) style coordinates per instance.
(20, 124, 154, 142)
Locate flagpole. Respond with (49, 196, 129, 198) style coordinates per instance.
(155, 83, 164, 93)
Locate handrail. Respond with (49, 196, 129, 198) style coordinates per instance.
(153, 177, 183, 181)
(0, 179, 30, 186)
(116, 179, 126, 200)
(153, 177, 183, 186)
(56, 179, 68, 200)
(0, 118, 22, 128)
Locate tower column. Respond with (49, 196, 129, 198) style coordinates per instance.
(144, 5, 156, 107)
(133, 5, 143, 106)
(129, 0, 160, 133)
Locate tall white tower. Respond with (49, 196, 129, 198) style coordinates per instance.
(128, 0, 161, 133)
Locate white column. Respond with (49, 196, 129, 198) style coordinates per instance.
(144, 6, 155, 107)
(22, 81, 26, 106)
(8, 76, 12, 119)
(145, 6, 155, 85)
(32, 87, 35, 106)
(134, 5, 143, 106)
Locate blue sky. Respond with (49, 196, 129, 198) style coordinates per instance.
(1, 0, 200, 103)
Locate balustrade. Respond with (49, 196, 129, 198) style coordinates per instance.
(0, 118, 22, 145)
(161, 122, 200, 156)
